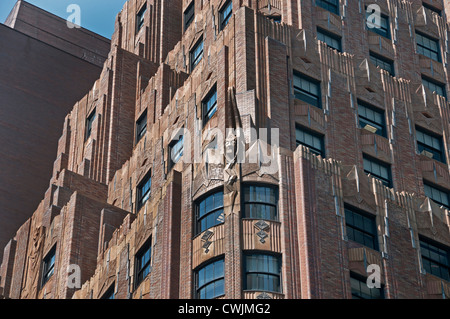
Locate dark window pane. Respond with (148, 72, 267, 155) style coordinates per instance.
(358, 101, 386, 137)
(42, 246, 56, 287)
(196, 190, 224, 234)
(190, 38, 204, 71)
(136, 4, 147, 32)
(137, 173, 151, 210)
(136, 110, 147, 143)
(316, 0, 339, 15)
(416, 31, 441, 62)
(293, 73, 321, 108)
(219, 0, 232, 30)
(363, 155, 392, 187)
(196, 259, 225, 299)
(135, 239, 152, 288)
(317, 28, 342, 51)
(420, 237, 450, 281)
(345, 206, 378, 250)
(366, 10, 390, 39)
(350, 273, 384, 299)
(295, 125, 325, 157)
(184, 1, 195, 31)
(370, 52, 394, 76)
(244, 254, 281, 293)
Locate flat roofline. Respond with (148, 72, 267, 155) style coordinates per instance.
(6, 0, 112, 43)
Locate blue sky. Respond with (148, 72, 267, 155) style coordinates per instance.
(0, 0, 128, 38)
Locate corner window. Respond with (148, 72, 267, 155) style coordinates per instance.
(85, 109, 96, 141)
(293, 72, 321, 109)
(195, 258, 225, 299)
(316, 0, 339, 15)
(317, 28, 342, 51)
(416, 31, 441, 62)
(424, 182, 449, 209)
(190, 37, 204, 72)
(219, 0, 232, 31)
(358, 101, 386, 137)
(137, 171, 151, 211)
(244, 253, 282, 293)
(295, 125, 325, 157)
(136, 4, 147, 33)
(345, 205, 378, 251)
(416, 127, 446, 163)
(135, 238, 152, 288)
(420, 237, 450, 281)
(184, 1, 195, 31)
(350, 272, 384, 299)
(363, 155, 392, 188)
(243, 185, 278, 221)
(136, 110, 147, 143)
(195, 190, 224, 235)
(41, 246, 56, 287)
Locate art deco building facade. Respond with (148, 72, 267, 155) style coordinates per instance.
(1, 0, 450, 299)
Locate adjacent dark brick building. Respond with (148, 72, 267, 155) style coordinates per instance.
(1, 0, 450, 299)
(0, 0, 110, 261)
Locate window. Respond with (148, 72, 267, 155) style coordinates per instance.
(202, 85, 217, 125)
(316, 0, 339, 15)
(350, 272, 384, 299)
(416, 127, 446, 163)
(190, 37, 204, 71)
(424, 182, 450, 209)
(422, 76, 446, 98)
(366, 9, 390, 39)
(85, 110, 96, 141)
(135, 238, 152, 288)
(423, 2, 442, 16)
(169, 134, 184, 169)
(41, 246, 56, 287)
(293, 72, 321, 108)
(244, 253, 282, 293)
(136, 110, 147, 143)
(137, 172, 151, 211)
(101, 284, 115, 299)
(345, 205, 378, 250)
(363, 155, 392, 187)
(243, 185, 278, 221)
(358, 101, 386, 137)
(219, 0, 232, 31)
(370, 52, 394, 76)
(136, 3, 147, 33)
(420, 237, 450, 281)
(195, 258, 225, 299)
(416, 31, 441, 62)
(184, 1, 195, 31)
(195, 190, 224, 235)
(268, 15, 281, 23)
(317, 28, 342, 51)
(295, 125, 325, 157)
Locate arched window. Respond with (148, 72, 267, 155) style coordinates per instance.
(242, 185, 278, 221)
(244, 253, 281, 293)
(195, 190, 224, 235)
(195, 258, 225, 299)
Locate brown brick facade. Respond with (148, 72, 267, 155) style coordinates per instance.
(1, 0, 450, 299)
